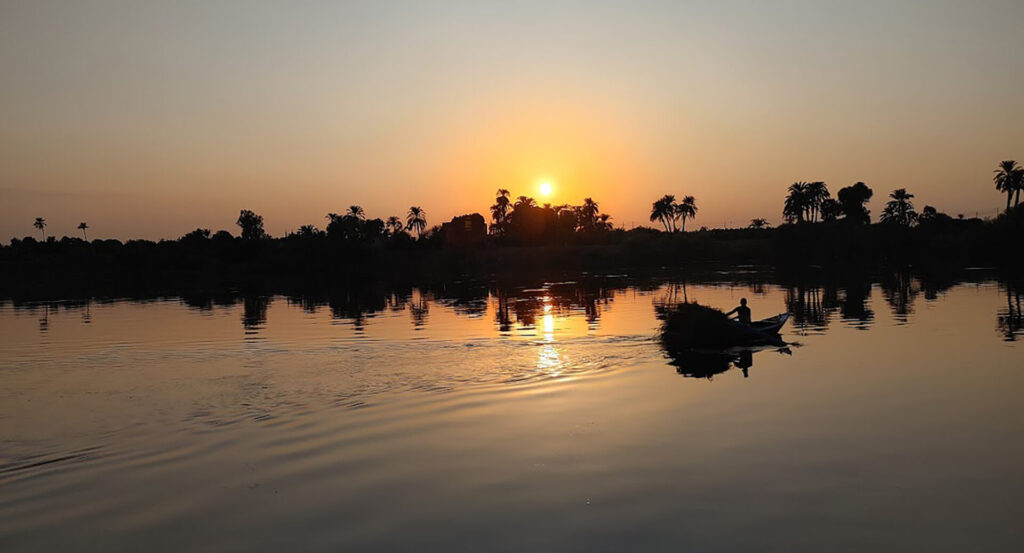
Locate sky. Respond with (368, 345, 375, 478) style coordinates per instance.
(2, 0, 1022, 240)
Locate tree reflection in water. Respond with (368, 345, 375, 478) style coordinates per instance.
(998, 283, 1023, 341)
(881, 271, 919, 323)
(785, 285, 836, 331)
(16, 271, 1019, 352)
(839, 280, 874, 329)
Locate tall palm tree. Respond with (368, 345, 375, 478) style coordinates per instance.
(406, 206, 427, 238)
(674, 196, 698, 231)
(783, 182, 809, 223)
(385, 216, 404, 235)
(579, 198, 600, 230)
(650, 195, 675, 232)
(77, 222, 89, 240)
(490, 189, 512, 234)
(880, 188, 918, 226)
(994, 160, 1022, 213)
(806, 181, 829, 222)
(347, 205, 365, 220)
(33, 217, 46, 239)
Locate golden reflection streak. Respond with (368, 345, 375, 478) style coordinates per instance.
(537, 295, 565, 377)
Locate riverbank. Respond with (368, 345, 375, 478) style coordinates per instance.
(2, 213, 1021, 300)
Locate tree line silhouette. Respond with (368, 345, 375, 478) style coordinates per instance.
(488, 190, 613, 243)
(4, 159, 1024, 298)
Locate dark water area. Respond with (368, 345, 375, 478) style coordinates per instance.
(1, 270, 1023, 552)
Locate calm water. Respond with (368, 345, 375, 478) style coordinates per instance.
(2, 273, 1023, 552)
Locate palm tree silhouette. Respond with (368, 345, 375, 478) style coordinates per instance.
(783, 182, 809, 223)
(806, 181, 829, 222)
(406, 206, 427, 238)
(748, 218, 771, 229)
(33, 217, 46, 239)
(675, 196, 698, 231)
(650, 194, 676, 231)
(77, 222, 88, 240)
(578, 198, 600, 230)
(347, 205, 365, 220)
(514, 195, 537, 209)
(880, 188, 918, 226)
(385, 216, 405, 236)
(490, 189, 512, 234)
(994, 160, 1022, 213)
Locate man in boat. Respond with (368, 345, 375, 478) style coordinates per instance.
(725, 298, 751, 325)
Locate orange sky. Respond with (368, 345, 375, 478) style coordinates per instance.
(2, 1, 1022, 240)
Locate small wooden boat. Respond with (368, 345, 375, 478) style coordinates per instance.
(723, 313, 789, 345)
(744, 313, 790, 334)
(659, 303, 790, 348)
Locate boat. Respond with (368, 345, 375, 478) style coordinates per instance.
(721, 313, 789, 345)
(743, 313, 790, 335)
(659, 303, 790, 348)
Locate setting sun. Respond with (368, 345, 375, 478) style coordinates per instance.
(539, 181, 553, 197)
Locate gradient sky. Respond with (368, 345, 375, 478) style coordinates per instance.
(2, 0, 1022, 240)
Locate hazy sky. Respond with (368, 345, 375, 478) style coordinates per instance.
(2, 0, 1022, 240)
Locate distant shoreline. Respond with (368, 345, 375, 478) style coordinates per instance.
(2, 216, 1022, 301)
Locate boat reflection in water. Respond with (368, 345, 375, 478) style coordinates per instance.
(661, 341, 794, 379)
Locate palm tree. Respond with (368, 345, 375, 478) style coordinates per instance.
(385, 216, 405, 236)
(514, 195, 537, 209)
(749, 218, 771, 229)
(880, 188, 918, 226)
(297, 224, 320, 236)
(650, 195, 676, 232)
(33, 217, 46, 239)
(77, 222, 89, 240)
(806, 181, 829, 222)
(783, 182, 809, 223)
(597, 213, 613, 231)
(406, 206, 427, 238)
(490, 189, 512, 234)
(347, 205, 365, 220)
(994, 160, 1022, 213)
(674, 196, 698, 231)
(578, 198, 600, 230)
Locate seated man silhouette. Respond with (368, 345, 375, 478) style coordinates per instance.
(725, 298, 751, 325)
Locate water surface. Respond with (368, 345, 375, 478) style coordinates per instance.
(2, 274, 1022, 552)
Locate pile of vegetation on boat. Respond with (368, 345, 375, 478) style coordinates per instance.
(658, 302, 788, 348)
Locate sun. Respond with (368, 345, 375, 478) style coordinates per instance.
(539, 181, 553, 197)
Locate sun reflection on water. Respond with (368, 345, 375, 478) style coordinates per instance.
(537, 295, 567, 377)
